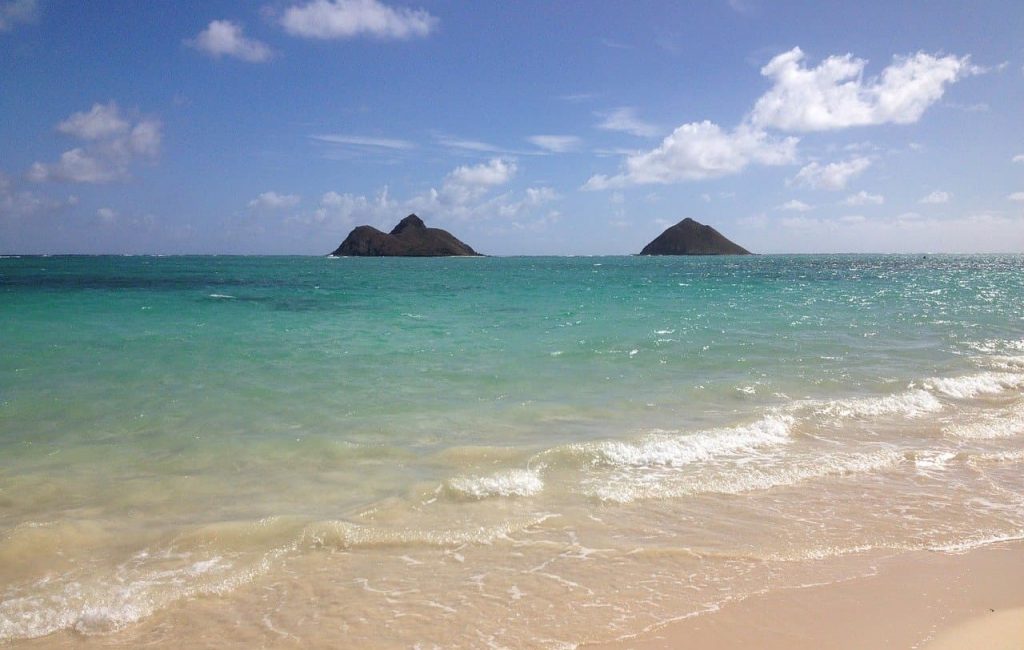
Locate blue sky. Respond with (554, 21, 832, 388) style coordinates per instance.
(1, 0, 1022, 254)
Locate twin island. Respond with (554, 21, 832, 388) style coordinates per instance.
(329, 214, 749, 257)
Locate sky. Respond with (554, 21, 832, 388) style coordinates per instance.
(1, 0, 1023, 255)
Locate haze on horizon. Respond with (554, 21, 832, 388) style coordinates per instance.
(1, 0, 1022, 255)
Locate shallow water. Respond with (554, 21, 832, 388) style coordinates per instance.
(2, 254, 1023, 647)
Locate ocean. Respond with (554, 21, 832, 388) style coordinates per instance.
(2, 254, 1023, 647)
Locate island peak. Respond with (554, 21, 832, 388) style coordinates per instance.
(639, 218, 750, 256)
(329, 214, 479, 257)
(390, 214, 426, 235)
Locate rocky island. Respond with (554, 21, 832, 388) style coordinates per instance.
(640, 218, 750, 255)
(329, 214, 480, 257)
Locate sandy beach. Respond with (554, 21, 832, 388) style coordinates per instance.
(588, 541, 1024, 649)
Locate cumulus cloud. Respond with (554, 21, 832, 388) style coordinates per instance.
(0, 0, 37, 32)
(586, 46, 973, 190)
(313, 188, 395, 224)
(1007, 192, 1024, 202)
(750, 47, 975, 131)
(919, 190, 951, 204)
(844, 190, 884, 205)
(96, 207, 117, 223)
(57, 102, 130, 140)
(187, 20, 272, 62)
(596, 107, 659, 137)
(124, 120, 161, 157)
(790, 156, 871, 191)
(425, 157, 518, 207)
(528, 135, 581, 153)
(29, 149, 120, 184)
(29, 102, 162, 183)
(446, 157, 516, 190)
(1013, 154, 1024, 163)
(584, 122, 796, 190)
(250, 191, 301, 210)
(299, 157, 547, 229)
(778, 199, 812, 212)
(494, 187, 559, 218)
(281, 0, 437, 40)
(0, 172, 76, 221)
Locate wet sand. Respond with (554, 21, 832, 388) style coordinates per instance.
(587, 541, 1024, 649)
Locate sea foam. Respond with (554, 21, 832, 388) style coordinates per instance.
(808, 389, 943, 421)
(586, 448, 903, 503)
(945, 403, 1024, 439)
(574, 414, 793, 469)
(446, 469, 545, 499)
(923, 372, 1024, 399)
(301, 515, 556, 550)
(0, 550, 273, 641)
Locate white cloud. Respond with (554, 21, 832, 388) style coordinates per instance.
(300, 157, 547, 229)
(432, 134, 537, 156)
(446, 157, 516, 189)
(0, 0, 36, 32)
(750, 47, 975, 131)
(596, 107, 659, 137)
(524, 187, 558, 204)
(429, 157, 518, 206)
(1013, 154, 1024, 163)
(57, 102, 130, 140)
(28, 149, 120, 183)
(790, 156, 871, 191)
(495, 187, 559, 218)
(398, 158, 521, 219)
(250, 191, 301, 210)
(587, 46, 975, 192)
(125, 120, 162, 157)
(584, 122, 797, 190)
(919, 190, 951, 204)
(508, 208, 561, 233)
(437, 136, 502, 153)
(187, 20, 272, 62)
(281, 0, 437, 40)
(313, 188, 394, 225)
(29, 102, 162, 183)
(97, 207, 117, 223)
(310, 133, 415, 149)
(1007, 192, 1024, 202)
(844, 190, 884, 205)
(0, 172, 76, 221)
(778, 199, 812, 212)
(528, 135, 581, 153)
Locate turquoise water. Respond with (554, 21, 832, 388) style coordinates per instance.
(2, 254, 1024, 646)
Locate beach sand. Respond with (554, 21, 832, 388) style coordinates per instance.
(586, 541, 1024, 649)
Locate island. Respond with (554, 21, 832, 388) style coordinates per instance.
(639, 217, 750, 255)
(329, 214, 480, 257)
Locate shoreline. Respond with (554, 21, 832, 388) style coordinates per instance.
(586, 540, 1024, 649)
